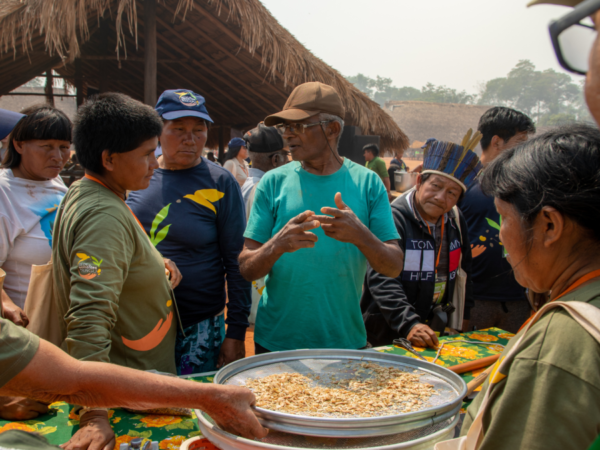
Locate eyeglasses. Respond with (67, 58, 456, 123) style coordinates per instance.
(549, 0, 600, 75)
(274, 120, 332, 135)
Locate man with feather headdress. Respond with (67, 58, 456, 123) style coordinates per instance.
(361, 131, 483, 348)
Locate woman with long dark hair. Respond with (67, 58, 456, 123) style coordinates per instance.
(0, 105, 71, 327)
(448, 124, 600, 450)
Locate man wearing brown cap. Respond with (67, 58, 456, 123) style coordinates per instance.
(239, 82, 403, 353)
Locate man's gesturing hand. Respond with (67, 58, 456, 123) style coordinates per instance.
(314, 193, 368, 245)
(273, 210, 320, 254)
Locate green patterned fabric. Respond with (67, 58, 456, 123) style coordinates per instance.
(0, 329, 512, 449)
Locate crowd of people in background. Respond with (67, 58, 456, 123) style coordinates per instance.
(0, 0, 600, 447)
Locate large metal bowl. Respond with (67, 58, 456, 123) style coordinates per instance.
(394, 172, 418, 193)
(197, 411, 459, 450)
(213, 349, 466, 438)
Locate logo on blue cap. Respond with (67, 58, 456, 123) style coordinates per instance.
(155, 89, 214, 123)
(175, 91, 200, 107)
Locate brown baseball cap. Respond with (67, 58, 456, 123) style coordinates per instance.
(264, 82, 345, 126)
(527, 0, 581, 6)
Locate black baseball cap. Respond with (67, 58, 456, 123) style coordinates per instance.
(244, 123, 284, 153)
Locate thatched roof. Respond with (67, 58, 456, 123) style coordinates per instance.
(386, 101, 491, 153)
(0, 0, 408, 150)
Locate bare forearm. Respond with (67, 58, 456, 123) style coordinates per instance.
(239, 240, 282, 281)
(2, 340, 233, 413)
(1, 289, 13, 310)
(356, 236, 403, 278)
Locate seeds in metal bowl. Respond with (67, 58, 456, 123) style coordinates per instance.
(245, 362, 435, 418)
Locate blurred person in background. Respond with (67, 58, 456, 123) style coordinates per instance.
(241, 123, 288, 216)
(363, 143, 393, 200)
(458, 107, 536, 333)
(0, 105, 71, 421)
(223, 137, 249, 186)
(240, 123, 288, 324)
(0, 109, 25, 162)
(388, 147, 422, 191)
(206, 151, 221, 166)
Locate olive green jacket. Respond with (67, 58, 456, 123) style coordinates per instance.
(52, 179, 177, 374)
(461, 279, 600, 450)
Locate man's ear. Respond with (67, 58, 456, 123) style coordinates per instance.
(328, 120, 342, 139)
(489, 135, 503, 152)
(415, 173, 423, 191)
(101, 149, 116, 172)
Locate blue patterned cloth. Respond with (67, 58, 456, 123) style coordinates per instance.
(175, 314, 225, 375)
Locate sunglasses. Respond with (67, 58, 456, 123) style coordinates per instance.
(274, 120, 332, 135)
(549, 0, 600, 75)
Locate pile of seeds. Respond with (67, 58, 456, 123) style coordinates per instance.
(245, 362, 435, 418)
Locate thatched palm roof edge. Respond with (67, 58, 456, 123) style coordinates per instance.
(0, 0, 408, 149)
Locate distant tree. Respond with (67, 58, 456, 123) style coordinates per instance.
(477, 59, 589, 123)
(346, 75, 474, 106)
(346, 60, 591, 124)
(346, 73, 374, 98)
(419, 83, 475, 104)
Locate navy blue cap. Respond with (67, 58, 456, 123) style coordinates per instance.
(228, 137, 246, 148)
(155, 89, 213, 123)
(0, 109, 25, 141)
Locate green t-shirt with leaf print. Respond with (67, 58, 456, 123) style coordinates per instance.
(52, 178, 177, 374)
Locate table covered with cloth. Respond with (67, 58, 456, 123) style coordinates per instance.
(0, 328, 513, 449)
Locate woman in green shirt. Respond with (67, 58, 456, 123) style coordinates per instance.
(52, 93, 261, 450)
(455, 124, 600, 449)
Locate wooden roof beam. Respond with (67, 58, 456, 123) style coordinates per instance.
(153, 15, 279, 117)
(157, 65, 242, 123)
(190, 2, 288, 88)
(146, 19, 256, 117)
(115, 27, 250, 121)
(161, 2, 288, 102)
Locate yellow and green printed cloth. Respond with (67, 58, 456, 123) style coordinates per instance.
(0, 329, 513, 449)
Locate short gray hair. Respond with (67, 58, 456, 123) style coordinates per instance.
(319, 113, 344, 147)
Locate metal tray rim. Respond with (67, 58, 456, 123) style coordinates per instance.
(214, 349, 466, 431)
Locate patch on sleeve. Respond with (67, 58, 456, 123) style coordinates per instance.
(77, 253, 103, 279)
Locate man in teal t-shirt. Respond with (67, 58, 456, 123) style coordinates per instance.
(239, 82, 403, 353)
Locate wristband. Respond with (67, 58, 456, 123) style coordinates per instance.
(79, 407, 109, 418)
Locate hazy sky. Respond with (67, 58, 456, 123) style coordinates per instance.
(260, 0, 585, 94)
